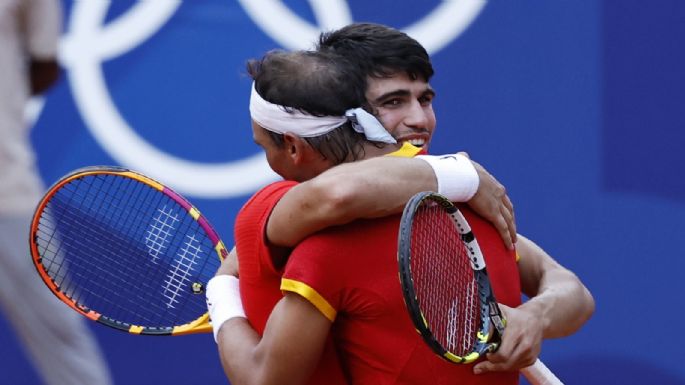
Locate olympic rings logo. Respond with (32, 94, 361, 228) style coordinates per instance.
(56, 0, 486, 198)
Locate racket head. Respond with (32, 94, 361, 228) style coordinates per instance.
(29, 166, 228, 336)
(398, 191, 499, 363)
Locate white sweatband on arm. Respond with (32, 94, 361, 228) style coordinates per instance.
(206, 275, 246, 342)
(416, 153, 479, 201)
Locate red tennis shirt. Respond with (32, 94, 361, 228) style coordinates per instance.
(281, 205, 521, 385)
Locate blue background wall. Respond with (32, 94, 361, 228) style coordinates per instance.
(2, 1, 684, 384)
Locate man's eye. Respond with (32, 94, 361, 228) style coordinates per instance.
(383, 99, 402, 107)
(419, 95, 434, 105)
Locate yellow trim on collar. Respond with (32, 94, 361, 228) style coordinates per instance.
(385, 142, 422, 158)
(281, 278, 337, 322)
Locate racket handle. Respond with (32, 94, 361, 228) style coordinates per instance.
(521, 359, 563, 385)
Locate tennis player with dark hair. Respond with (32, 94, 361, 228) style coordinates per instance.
(208, 53, 592, 385)
(313, 24, 542, 374)
(208, 24, 593, 385)
(213, 48, 503, 385)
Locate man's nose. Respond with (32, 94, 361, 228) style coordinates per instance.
(404, 100, 429, 128)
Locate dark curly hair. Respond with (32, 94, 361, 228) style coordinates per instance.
(317, 23, 434, 82)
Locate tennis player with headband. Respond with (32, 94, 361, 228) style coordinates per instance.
(212, 49, 491, 385)
(208, 45, 584, 383)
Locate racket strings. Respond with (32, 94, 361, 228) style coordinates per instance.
(145, 205, 179, 264)
(38, 179, 145, 297)
(410, 202, 481, 356)
(35, 174, 219, 328)
(161, 231, 205, 309)
(38, 176, 172, 322)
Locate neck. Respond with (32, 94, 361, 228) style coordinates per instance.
(358, 141, 403, 160)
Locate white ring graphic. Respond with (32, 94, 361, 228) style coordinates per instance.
(238, 0, 487, 53)
(59, 0, 486, 198)
(60, 1, 278, 198)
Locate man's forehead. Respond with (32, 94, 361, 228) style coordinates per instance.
(365, 73, 433, 98)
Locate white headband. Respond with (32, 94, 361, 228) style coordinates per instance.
(249, 82, 396, 144)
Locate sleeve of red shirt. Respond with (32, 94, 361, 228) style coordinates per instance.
(280, 231, 350, 322)
(235, 181, 297, 278)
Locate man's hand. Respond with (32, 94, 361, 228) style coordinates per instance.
(473, 304, 543, 374)
(465, 158, 516, 249)
(216, 246, 239, 277)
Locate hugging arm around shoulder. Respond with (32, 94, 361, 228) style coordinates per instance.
(267, 152, 487, 247)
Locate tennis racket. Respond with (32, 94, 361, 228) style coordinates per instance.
(29, 166, 227, 336)
(398, 191, 563, 385)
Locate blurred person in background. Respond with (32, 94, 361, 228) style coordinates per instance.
(0, 0, 112, 384)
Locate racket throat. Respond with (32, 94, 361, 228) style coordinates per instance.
(488, 303, 506, 338)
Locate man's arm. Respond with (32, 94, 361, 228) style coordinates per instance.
(216, 246, 239, 277)
(516, 235, 595, 338)
(267, 155, 516, 249)
(473, 234, 595, 373)
(468, 160, 516, 247)
(216, 293, 330, 385)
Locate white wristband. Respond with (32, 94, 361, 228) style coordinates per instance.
(416, 153, 479, 201)
(206, 275, 246, 342)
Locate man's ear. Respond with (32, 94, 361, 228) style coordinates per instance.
(283, 133, 310, 165)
